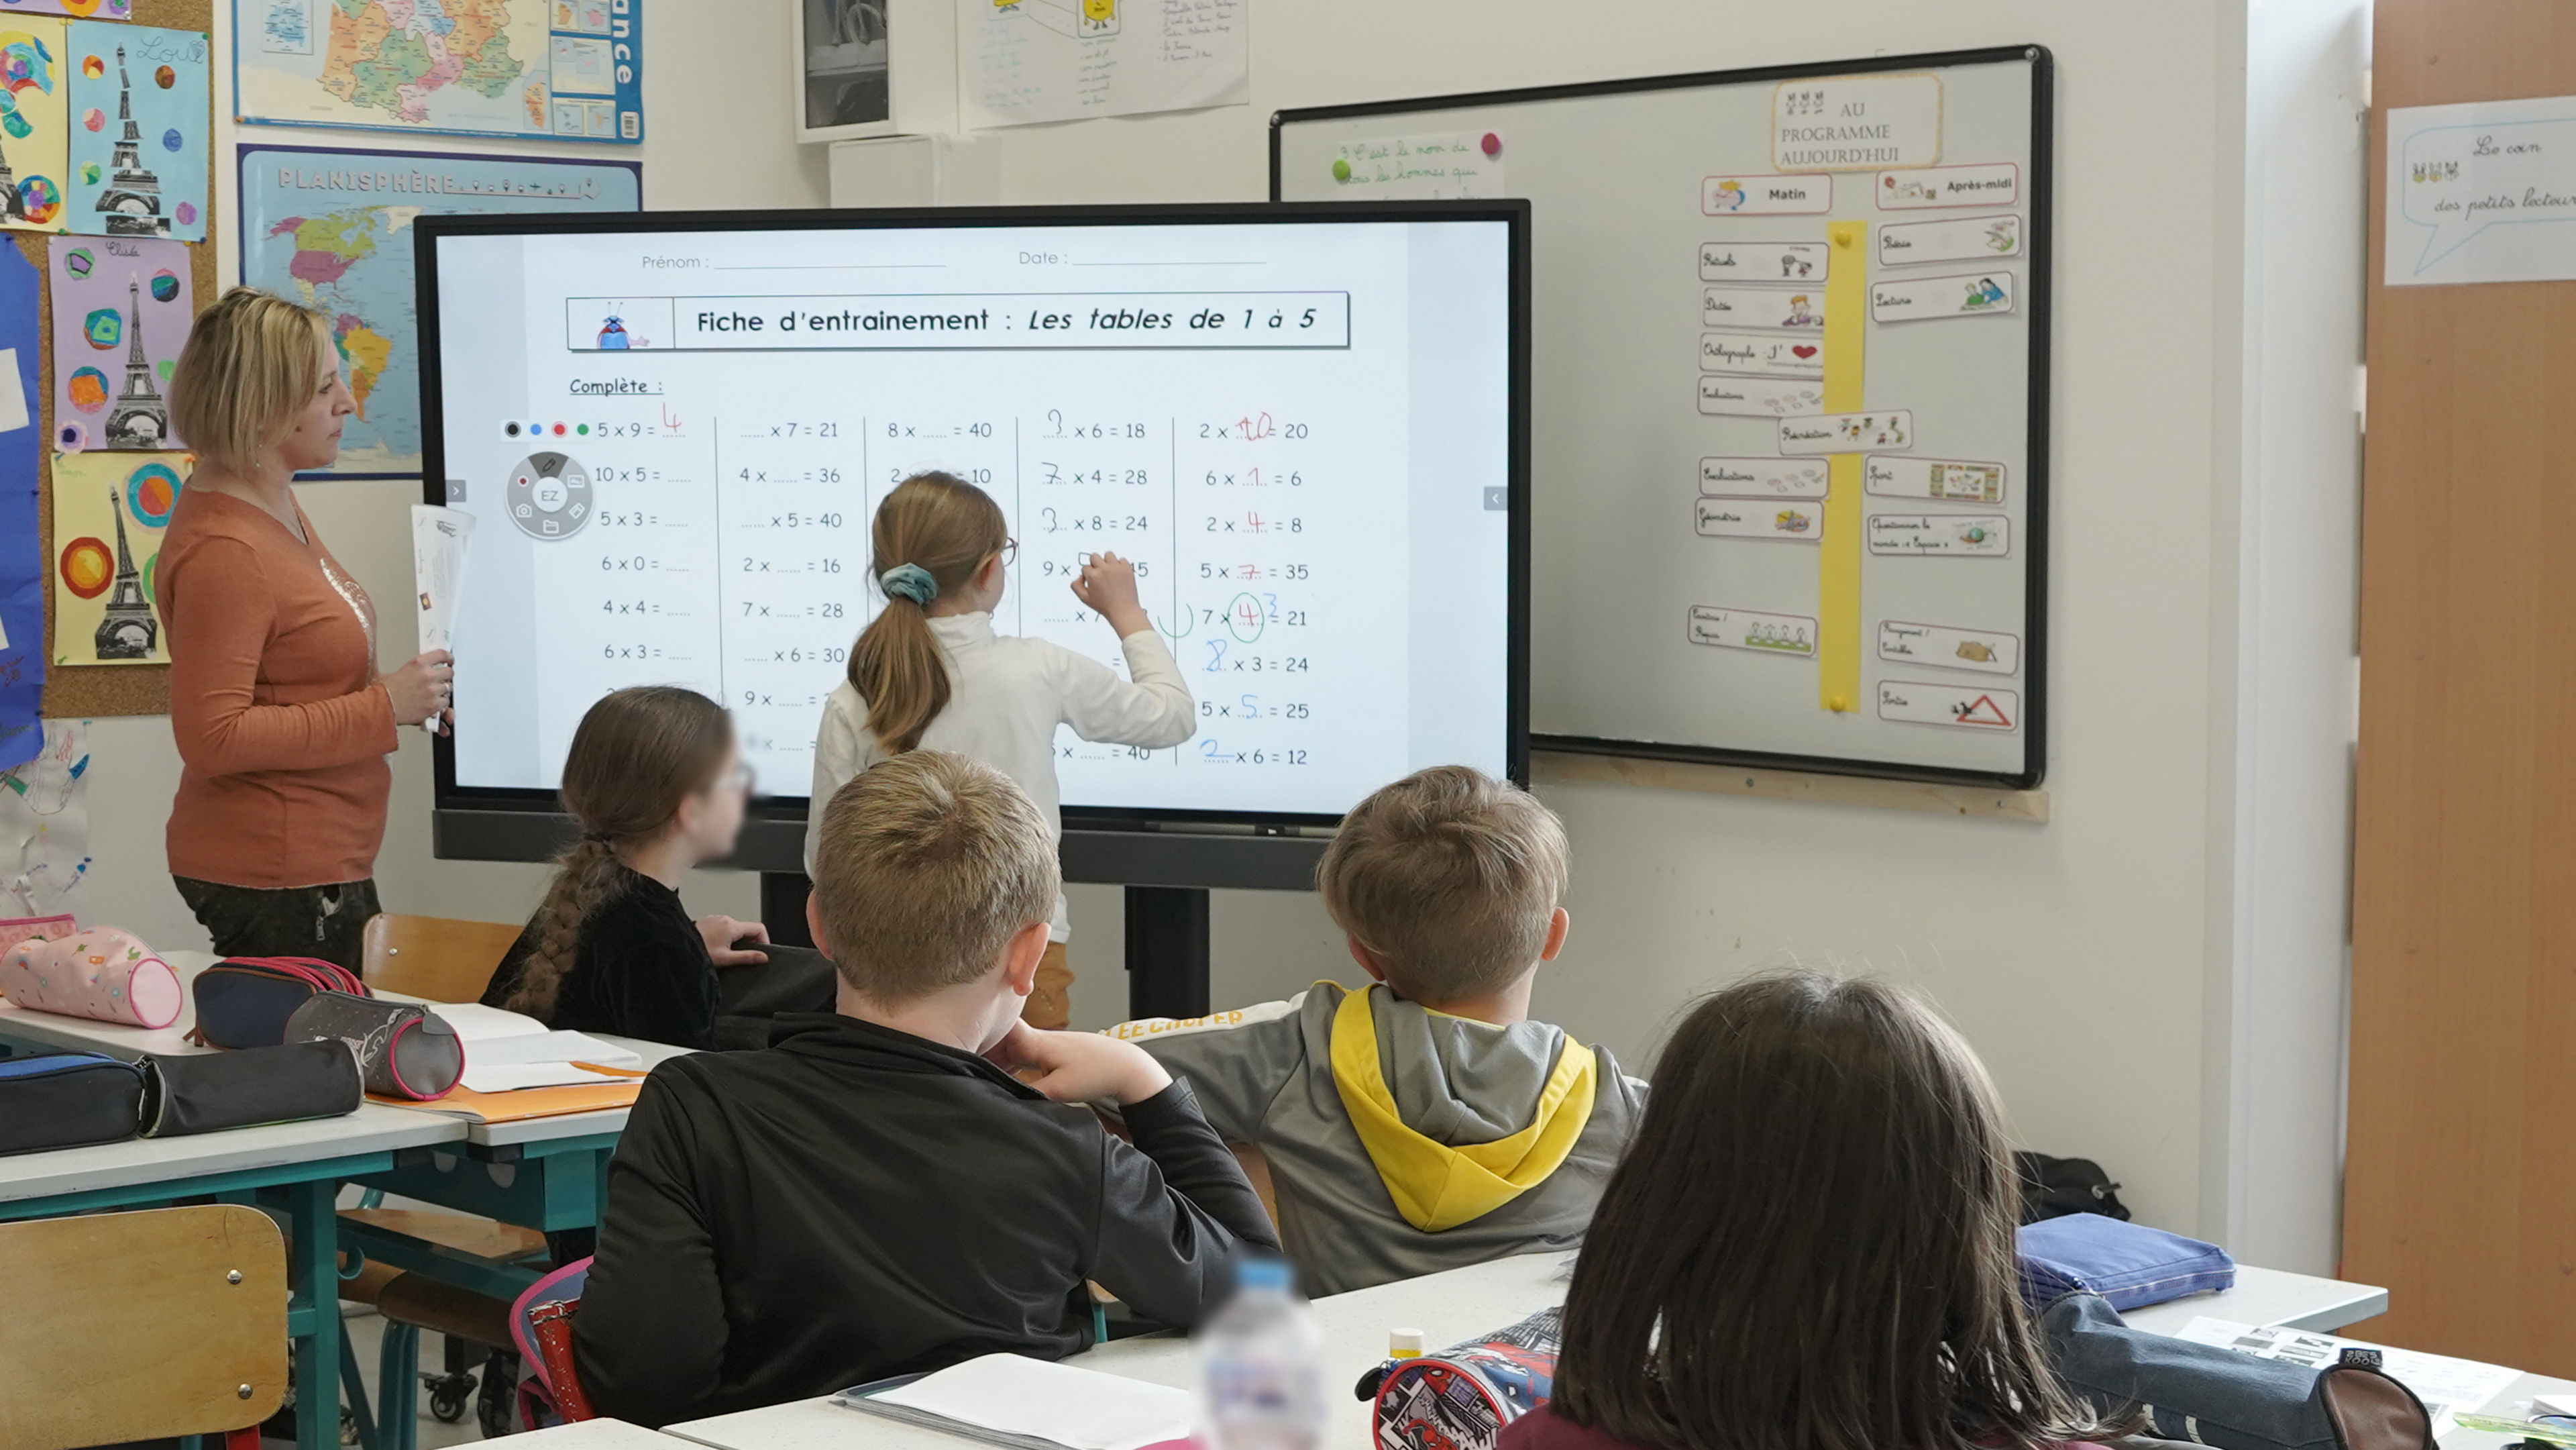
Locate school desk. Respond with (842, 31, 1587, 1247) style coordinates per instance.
(0, 951, 690, 1450)
(0, 1097, 457, 1450)
(661, 1253, 2399, 1450)
(502, 1418, 698, 1449)
(0, 951, 688, 1295)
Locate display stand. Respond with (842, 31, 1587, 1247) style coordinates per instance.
(759, 875, 1219, 1018)
(427, 813, 1338, 1017)
(1124, 886, 1210, 1020)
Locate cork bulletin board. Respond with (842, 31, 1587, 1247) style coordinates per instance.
(28, 0, 213, 719)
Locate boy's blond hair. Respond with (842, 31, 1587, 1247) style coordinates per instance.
(1318, 766, 1570, 1001)
(168, 287, 334, 472)
(810, 750, 1059, 1000)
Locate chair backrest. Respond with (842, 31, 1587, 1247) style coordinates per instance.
(0, 1204, 287, 1449)
(511, 1257, 595, 1428)
(361, 913, 525, 1003)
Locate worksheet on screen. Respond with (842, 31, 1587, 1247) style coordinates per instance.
(430, 219, 1513, 817)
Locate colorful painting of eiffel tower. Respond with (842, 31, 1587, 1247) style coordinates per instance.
(94, 46, 162, 238)
(102, 272, 165, 449)
(92, 482, 154, 660)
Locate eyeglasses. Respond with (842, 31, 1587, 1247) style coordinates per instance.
(724, 762, 757, 796)
(998, 537, 1019, 566)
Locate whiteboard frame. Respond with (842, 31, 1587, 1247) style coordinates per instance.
(1273, 44, 2053, 790)
(411, 201, 1535, 856)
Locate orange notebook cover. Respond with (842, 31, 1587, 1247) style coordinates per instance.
(372, 1063, 647, 1124)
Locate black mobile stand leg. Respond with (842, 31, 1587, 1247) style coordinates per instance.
(1126, 884, 1210, 1020)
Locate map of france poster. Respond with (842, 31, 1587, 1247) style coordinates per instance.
(237, 145, 641, 479)
(231, 1, 644, 145)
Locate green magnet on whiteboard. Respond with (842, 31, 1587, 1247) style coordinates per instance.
(1332, 158, 1351, 182)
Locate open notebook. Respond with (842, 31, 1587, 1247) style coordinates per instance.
(836, 1355, 1193, 1450)
(431, 1002, 644, 1093)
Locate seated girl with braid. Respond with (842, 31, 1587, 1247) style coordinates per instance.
(481, 686, 771, 1050)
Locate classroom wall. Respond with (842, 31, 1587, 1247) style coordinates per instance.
(74, 0, 2363, 1261)
(83, 0, 818, 952)
(989, 0, 2355, 1261)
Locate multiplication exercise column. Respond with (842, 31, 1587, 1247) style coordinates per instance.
(1172, 405, 1327, 777)
(536, 408, 724, 715)
(712, 414, 868, 779)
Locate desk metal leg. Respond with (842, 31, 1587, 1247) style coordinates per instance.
(282, 1178, 342, 1450)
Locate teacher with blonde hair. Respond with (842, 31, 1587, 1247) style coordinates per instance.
(159, 287, 451, 966)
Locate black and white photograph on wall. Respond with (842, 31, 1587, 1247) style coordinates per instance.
(799, 0, 892, 140)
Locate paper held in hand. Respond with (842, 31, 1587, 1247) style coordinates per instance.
(412, 505, 475, 734)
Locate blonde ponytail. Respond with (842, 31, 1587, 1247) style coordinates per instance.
(848, 472, 1009, 753)
(503, 686, 733, 1018)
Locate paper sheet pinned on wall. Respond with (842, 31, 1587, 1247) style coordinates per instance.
(0, 718, 89, 919)
(0, 17, 71, 236)
(963, 0, 1247, 130)
(2386, 95, 2576, 286)
(48, 234, 189, 452)
(1323, 131, 1506, 200)
(63, 22, 207, 244)
(0, 244, 43, 770)
(50, 448, 186, 666)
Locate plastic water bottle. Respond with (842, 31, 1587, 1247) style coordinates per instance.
(1195, 1258, 1328, 1450)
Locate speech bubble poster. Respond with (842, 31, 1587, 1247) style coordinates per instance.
(2387, 95, 2576, 287)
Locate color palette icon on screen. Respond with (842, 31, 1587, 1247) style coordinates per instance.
(500, 420, 595, 439)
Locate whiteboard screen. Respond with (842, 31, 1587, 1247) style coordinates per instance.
(1277, 47, 2049, 786)
(418, 207, 1526, 825)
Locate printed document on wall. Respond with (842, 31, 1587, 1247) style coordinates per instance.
(2386, 95, 2576, 286)
(963, 0, 1246, 129)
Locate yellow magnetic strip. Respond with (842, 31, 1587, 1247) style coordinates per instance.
(1819, 221, 1868, 714)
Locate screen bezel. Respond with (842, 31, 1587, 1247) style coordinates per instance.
(417, 200, 1533, 837)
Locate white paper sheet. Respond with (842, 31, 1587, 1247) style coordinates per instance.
(429, 1001, 554, 1043)
(413, 505, 475, 653)
(869, 1353, 1191, 1450)
(0, 349, 30, 435)
(2173, 1317, 2521, 1435)
(412, 505, 474, 735)
(460, 1061, 629, 1094)
(466, 1028, 641, 1070)
(2386, 95, 2576, 286)
(962, 0, 1247, 130)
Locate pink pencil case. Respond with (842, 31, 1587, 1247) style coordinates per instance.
(0, 926, 184, 1029)
(0, 914, 75, 957)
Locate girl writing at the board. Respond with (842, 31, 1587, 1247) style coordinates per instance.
(807, 472, 1196, 1027)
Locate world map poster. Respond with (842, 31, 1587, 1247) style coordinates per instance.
(236, 144, 641, 479)
(231, 0, 643, 145)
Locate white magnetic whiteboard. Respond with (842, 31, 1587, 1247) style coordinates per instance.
(1276, 46, 2050, 787)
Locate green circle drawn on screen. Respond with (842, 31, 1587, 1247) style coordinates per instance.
(1331, 158, 1351, 182)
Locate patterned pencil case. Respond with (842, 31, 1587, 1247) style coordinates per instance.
(0, 926, 184, 1029)
(191, 957, 369, 1049)
(0, 913, 75, 956)
(140, 1041, 364, 1137)
(0, 1051, 143, 1156)
(284, 991, 464, 1100)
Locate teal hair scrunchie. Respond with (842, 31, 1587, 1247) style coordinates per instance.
(880, 562, 939, 606)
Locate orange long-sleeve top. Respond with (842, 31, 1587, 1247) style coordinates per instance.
(162, 487, 398, 888)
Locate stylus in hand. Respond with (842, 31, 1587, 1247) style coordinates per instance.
(1071, 552, 1152, 637)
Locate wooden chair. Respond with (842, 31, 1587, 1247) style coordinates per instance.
(360, 913, 524, 1003)
(0, 1205, 286, 1449)
(349, 912, 541, 1445)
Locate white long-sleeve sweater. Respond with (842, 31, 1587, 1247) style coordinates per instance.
(805, 611, 1195, 939)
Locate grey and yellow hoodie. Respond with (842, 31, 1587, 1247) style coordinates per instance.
(1114, 981, 1647, 1297)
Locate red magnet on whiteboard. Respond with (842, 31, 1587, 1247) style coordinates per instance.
(1480, 132, 1502, 157)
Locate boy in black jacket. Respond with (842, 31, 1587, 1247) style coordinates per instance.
(575, 751, 1280, 1427)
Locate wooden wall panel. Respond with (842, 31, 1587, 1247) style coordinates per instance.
(2345, 0, 2576, 1375)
